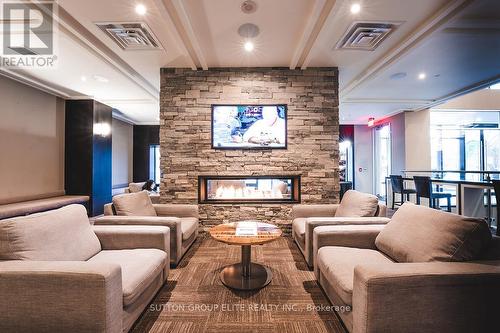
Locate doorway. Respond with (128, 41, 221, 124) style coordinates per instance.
(374, 124, 392, 200)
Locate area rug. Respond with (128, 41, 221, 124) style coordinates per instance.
(131, 236, 347, 333)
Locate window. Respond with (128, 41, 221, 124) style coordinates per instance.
(339, 140, 353, 182)
(374, 124, 391, 200)
(149, 145, 160, 185)
(489, 82, 500, 90)
(484, 130, 500, 180)
(431, 111, 500, 181)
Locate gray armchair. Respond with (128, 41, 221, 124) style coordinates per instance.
(0, 204, 170, 333)
(292, 190, 389, 268)
(313, 203, 500, 333)
(96, 191, 199, 266)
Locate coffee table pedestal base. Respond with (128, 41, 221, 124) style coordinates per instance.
(220, 245, 272, 291)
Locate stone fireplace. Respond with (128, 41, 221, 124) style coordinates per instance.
(160, 67, 339, 232)
(198, 175, 301, 204)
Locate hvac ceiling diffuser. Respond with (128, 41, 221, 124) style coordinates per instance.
(96, 22, 161, 51)
(336, 22, 399, 51)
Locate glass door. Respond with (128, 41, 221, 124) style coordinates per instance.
(374, 124, 391, 200)
(149, 145, 161, 186)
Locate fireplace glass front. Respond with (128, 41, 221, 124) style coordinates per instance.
(198, 176, 300, 204)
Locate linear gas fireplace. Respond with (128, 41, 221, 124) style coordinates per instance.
(198, 175, 301, 204)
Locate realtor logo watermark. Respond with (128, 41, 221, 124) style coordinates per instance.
(1, 0, 58, 68)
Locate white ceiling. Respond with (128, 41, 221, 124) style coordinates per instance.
(1, 0, 499, 124)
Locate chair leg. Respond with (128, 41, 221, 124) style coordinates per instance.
(416, 195, 420, 205)
(406, 193, 410, 201)
(392, 192, 395, 210)
(447, 197, 451, 212)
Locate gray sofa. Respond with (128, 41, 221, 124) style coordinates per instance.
(314, 202, 500, 333)
(0, 204, 170, 333)
(95, 191, 198, 266)
(0, 190, 89, 219)
(292, 190, 389, 268)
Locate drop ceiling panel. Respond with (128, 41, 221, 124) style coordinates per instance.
(21, 32, 158, 123)
(340, 101, 428, 125)
(307, 0, 451, 90)
(58, 0, 189, 88)
(184, 0, 314, 67)
(347, 30, 500, 101)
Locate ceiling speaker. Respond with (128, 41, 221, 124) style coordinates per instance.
(238, 23, 260, 38)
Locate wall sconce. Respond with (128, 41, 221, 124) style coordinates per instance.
(93, 122, 111, 137)
(367, 117, 375, 127)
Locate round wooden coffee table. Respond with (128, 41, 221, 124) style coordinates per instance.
(209, 221, 282, 291)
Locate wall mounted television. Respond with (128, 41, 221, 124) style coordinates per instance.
(211, 105, 287, 149)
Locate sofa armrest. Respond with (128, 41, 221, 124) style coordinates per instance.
(153, 204, 199, 218)
(94, 215, 182, 228)
(0, 261, 122, 333)
(303, 217, 389, 268)
(292, 204, 339, 219)
(94, 216, 182, 265)
(93, 225, 170, 253)
(313, 225, 385, 274)
(353, 261, 500, 333)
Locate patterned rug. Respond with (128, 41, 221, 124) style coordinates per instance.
(131, 236, 347, 333)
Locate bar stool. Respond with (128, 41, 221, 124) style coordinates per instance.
(413, 176, 452, 212)
(390, 175, 417, 209)
(492, 180, 500, 236)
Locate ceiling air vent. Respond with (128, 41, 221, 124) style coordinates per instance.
(336, 22, 399, 51)
(96, 22, 161, 51)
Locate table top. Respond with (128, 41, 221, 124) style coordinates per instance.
(386, 176, 495, 187)
(209, 221, 282, 246)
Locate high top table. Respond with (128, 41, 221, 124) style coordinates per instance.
(209, 221, 282, 291)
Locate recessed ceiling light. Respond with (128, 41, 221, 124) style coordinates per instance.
(350, 3, 361, 14)
(80, 76, 87, 82)
(135, 4, 147, 15)
(244, 41, 254, 52)
(93, 75, 109, 83)
(418, 73, 427, 80)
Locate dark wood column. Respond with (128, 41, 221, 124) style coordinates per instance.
(133, 125, 159, 182)
(65, 100, 112, 216)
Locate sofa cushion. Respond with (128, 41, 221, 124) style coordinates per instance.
(113, 191, 157, 217)
(181, 217, 198, 241)
(317, 246, 394, 305)
(88, 249, 167, 306)
(375, 203, 492, 263)
(335, 190, 379, 217)
(128, 182, 145, 193)
(0, 204, 101, 261)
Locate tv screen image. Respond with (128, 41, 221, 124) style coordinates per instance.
(212, 105, 287, 149)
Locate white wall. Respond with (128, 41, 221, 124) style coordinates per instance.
(112, 119, 133, 189)
(353, 112, 407, 194)
(354, 125, 373, 193)
(0, 76, 65, 203)
(389, 112, 406, 175)
(405, 109, 431, 171)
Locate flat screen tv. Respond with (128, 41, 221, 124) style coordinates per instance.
(211, 105, 287, 149)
